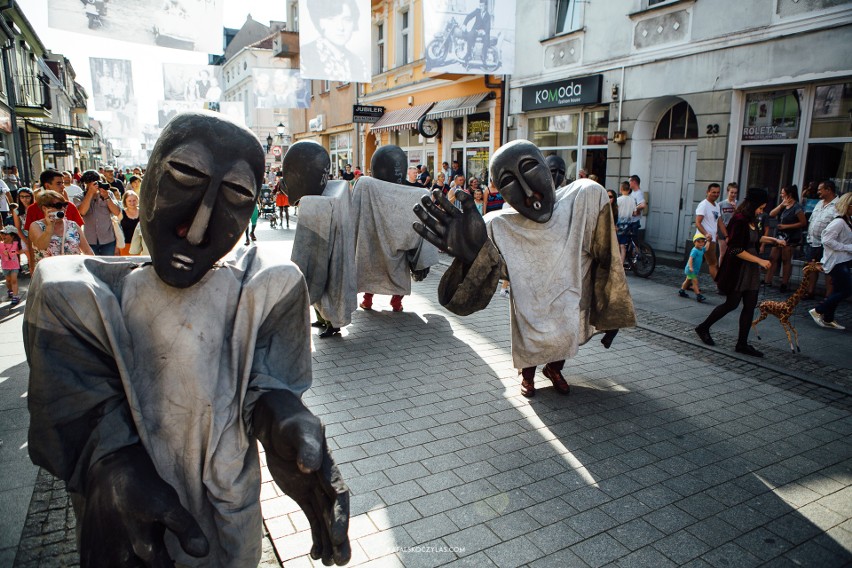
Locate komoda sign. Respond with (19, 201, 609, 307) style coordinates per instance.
(521, 74, 603, 112)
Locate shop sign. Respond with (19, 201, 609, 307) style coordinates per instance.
(741, 125, 795, 140)
(353, 105, 385, 123)
(467, 119, 490, 143)
(522, 75, 602, 112)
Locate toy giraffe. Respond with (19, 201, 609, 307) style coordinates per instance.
(752, 263, 821, 353)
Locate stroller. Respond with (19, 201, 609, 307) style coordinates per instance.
(259, 185, 277, 228)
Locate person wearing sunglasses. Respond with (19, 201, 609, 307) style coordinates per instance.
(28, 190, 94, 262)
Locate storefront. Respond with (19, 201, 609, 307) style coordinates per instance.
(518, 74, 608, 182)
(732, 80, 852, 205)
(329, 132, 352, 176)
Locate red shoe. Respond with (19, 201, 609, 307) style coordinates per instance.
(360, 293, 373, 310)
(542, 364, 570, 395)
(390, 295, 403, 312)
(520, 376, 535, 398)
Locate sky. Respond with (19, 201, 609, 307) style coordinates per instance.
(22, 0, 287, 151)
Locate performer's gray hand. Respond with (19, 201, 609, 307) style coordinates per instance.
(80, 444, 209, 568)
(255, 391, 351, 566)
(413, 190, 487, 266)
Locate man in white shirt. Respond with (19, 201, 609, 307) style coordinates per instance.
(628, 174, 646, 229)
(695, 183, 726, 279)
(806, 180, 840, 298)
(63, 171, 84, 206)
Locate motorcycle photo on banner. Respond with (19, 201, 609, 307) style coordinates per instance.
(424, 0, 515, 74)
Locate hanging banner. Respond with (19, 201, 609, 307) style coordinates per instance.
(423, 0, 515, 75)
(47, 0, 223, 53)
(252, 69, 311, 108)
(163, 64, 222, 102)
(298, 0, 371, 83)
(90, 58, 134, 112)
(157, 100, 204, 128)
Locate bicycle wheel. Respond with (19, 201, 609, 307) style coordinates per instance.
(633, 242, 656, 278)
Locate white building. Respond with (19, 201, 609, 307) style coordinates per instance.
(508, 0, 852, 253)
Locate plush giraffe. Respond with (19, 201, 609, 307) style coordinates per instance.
(752, 263, 821, 353)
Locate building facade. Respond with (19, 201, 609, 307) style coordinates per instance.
(509, 0, 852, 253)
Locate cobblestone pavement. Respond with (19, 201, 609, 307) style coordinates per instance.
(9, 221, 852, 567)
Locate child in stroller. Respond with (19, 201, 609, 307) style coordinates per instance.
(259, 184, 278, 228)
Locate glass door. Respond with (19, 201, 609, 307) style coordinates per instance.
(740, 145, 796, 206)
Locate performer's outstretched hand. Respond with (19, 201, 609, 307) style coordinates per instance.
(254, 391, 351, 566)
(413, 190, 487, 266)
(81, 444, 209, 567)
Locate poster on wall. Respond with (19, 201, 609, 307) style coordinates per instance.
(47, 0, 223, 53)
(298, 0, 371, 83)
(252, 69, 311, 108)
(89, 58, 134, 112)
(163, 64, 222, 102)
(423, 0, 515, 75)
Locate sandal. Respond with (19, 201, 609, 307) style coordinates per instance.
(520, 376, 535, 398)
(542, 364, 570, 395)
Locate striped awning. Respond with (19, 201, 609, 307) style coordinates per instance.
(369, 103, 434, 133)
(425, 92, 494, 120)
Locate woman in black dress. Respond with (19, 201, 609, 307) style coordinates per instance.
(695, 187, 787, 357)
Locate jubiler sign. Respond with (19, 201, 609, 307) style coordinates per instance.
(521, 75, 603, 112)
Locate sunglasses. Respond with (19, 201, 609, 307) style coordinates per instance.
(46, 202, 68, 209)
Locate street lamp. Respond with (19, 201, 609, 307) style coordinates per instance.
(276, 122, 286, 137)
(265, 133, 273, 153)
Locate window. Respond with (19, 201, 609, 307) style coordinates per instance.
(742, 90, 802, 141)
(289, 1, 299, 32)
(530, 110, 609, 181)
(806, 82, 852, 194)
(655, 101, 698, 140)
(555, 0, 581, 35)
(400, 10, 411, 65)
(810, 83, 851, 139)
(375, 22, 386, 74)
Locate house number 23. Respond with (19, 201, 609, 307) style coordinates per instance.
(706, 124, 720, 135)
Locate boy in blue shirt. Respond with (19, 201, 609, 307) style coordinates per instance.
(679, 232, 707, 302)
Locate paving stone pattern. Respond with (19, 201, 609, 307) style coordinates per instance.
(260, 262, 852, 567)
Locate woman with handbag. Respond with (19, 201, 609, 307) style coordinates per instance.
(695, 188, 786, 357)
(809, 192, 852, 330)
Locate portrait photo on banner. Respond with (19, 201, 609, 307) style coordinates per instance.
(162, 64, 222, 103)
(89, 58, 134, 112)
(298, 0, 371, 83)
(253, 69, 311, 109)
(157, 100, 204, 128)
(46, 0, 223, 53)
(423, 0, 515, 75)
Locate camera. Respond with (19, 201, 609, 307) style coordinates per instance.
(97, 182, 111, 191)
(48, 211, 65, 221)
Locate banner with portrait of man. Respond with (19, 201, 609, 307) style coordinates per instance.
(90, 58, 135, 112)
(423, 0, 515, 75)
(47, 0, 223, 53)
(163, 64, 222, 102)
(298, 0, 371, 83)
(253, 69, 311, 109)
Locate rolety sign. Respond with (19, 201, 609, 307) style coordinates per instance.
(521, 75, 603, 112)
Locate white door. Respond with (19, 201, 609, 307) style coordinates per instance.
(646, 144, 697, 252)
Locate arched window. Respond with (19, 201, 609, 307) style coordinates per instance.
(655, 101, 698, 140)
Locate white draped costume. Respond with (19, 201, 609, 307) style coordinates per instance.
(24, 249, 312, 567)
(438, 179, 636, 369)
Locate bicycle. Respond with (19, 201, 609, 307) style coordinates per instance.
(618, 222, 656, 278)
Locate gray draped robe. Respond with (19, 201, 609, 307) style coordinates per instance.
(24, 249, 312, 567)
(438, 179, 636, 369)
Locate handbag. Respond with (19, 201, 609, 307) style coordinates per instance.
(112, 215, 126, 249)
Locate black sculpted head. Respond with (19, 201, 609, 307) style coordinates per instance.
(371, 145, 407, 185)
(140, 111, 264, 288)
(281, 140, 331, 203)
(490, 140, 555, 223)
(545, 154, 566, 190)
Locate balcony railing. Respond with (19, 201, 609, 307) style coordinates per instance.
(13, 73, 50, 112)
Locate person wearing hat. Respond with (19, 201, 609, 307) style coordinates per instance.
(679, 232, 708, 302)
(695, 187, 787, 357)
(0, 225, 22, 304)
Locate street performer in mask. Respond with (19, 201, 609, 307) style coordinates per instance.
(413, 139, 635, 397)
(24, 112, 350, 567)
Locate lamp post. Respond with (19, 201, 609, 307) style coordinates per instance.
(265, 133, 273, 154)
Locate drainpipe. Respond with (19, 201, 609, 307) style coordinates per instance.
(617, 65, 625, 132)
(484, 74, 506, 147)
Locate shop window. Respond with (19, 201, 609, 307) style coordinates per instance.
(805, 142, 852, 195)
(742, 89, 803, 141)
(655, 101, 697, 140)
(810, 83, 852, 139)
(467, 113, 490, 143)
(453, 117, 464, 142)
(554, 0, 581, 35)
(584, 110, 609, 145)
(530, 114, 579, 147)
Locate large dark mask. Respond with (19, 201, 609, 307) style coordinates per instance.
(545, 154, 566, 189)
(281, 140, 330, 203)
(490, 140, 555, 223)
(370, 145, 407, 185)
(140, 111, 264, 288)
